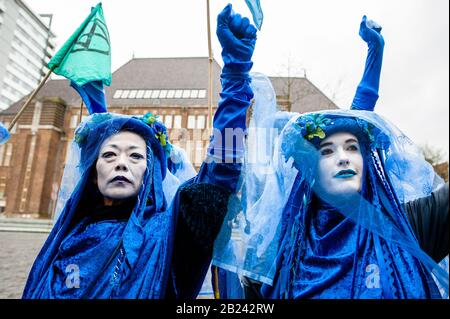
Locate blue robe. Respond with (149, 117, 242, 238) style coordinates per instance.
(22, 63, 253, 299)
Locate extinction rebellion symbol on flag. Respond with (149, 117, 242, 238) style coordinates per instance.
(71, 17, 110, 56)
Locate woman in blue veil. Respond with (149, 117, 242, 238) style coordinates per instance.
(212, 15, 449, 299)
(23, 4, 258, 299)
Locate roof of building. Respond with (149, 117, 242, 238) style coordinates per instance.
(0, 78, 78, 115)
(1, 57, 336, 115)
(106, 57, 223, 107)
(270, 76, 337, 113)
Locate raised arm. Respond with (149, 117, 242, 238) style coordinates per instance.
(351, 15, 384, 111)
(196, 3, 257, 192)
(169, 4, 257, 298)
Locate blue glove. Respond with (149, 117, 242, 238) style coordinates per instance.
(217, 3, 257, 75)
(351, 15, 385, 111)
(0, 122, 11, 145)
(196, 4, 257, 192)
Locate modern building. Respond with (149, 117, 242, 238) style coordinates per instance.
(0, 0, 55, 110)
(0, 57, 336, 217)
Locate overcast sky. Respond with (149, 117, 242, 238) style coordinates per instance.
(28, 0, 449, 157)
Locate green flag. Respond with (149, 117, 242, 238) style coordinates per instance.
(48, 3, 111, 86)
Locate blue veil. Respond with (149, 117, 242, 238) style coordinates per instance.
(212, 74, 448, 298)
(212, 73, 296, 284)
(23, 112, 196, 298)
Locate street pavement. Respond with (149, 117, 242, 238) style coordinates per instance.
(0, 230, 214, 299)
(0, 231, 48, 299)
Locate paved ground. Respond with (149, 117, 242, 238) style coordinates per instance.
(0, 231, 214, 299)
(0, 231, 48, 299)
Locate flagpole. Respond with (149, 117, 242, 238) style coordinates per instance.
(78, 101, 84, 124)
(8, 68, 53, 131)
(206, 0, 213, 131)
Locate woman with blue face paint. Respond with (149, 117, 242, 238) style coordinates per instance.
(22, 4, 258, 299)
(212, 15, 449, 299)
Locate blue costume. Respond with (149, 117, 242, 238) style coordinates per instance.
(22, 4, 257, 299)
(212, 16, 449, 299)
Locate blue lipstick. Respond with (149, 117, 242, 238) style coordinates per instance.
(334, 169, 357, 179)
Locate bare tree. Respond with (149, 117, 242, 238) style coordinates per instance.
(323, 77, 345, 104)
(275, 53, 310, 111)
(275, 53, 341, 111)
(421, 144, 447, 165)
(421, 144, 449, 182)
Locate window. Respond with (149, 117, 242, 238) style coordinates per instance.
(128, 90, 137, 98)
(174, 90, 183, 98)
(0, 182, 6, 199)
(195, 141, 203, 165)
(196, 115, 206, 129)
(5, 71, 33, 92)
(136, 90, 145, 99)
(159, 90, 168, 99)
(167, 90, 175, 98)
(174, 115, 182, 129)
(190, 90, 199, 98)
(113, 90, 123, 99)
(70, 115, 78, 128)
(187, 115, 196, 129)
(151, 90, 160, 99)
(182, 90, 191, 98)
(144, 90, 153, 99)
(63, 139, 71, 165)
(198, 90, 207, 98)
(3, 144, 12, 167)
(185, 141, 193, 163)
(164, 115, 173, 129)
(120, 90, 130, 98)
(111, 88, 208, 99)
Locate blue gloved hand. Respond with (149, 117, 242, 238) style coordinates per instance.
(359, 15, 384, 49)
(0, 122, 11, 145)
(351, 15, 385, 111)
(217, 3, 257, 75)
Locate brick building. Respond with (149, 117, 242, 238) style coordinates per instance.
(0, 57, 336, 218)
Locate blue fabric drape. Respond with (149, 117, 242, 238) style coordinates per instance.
(22, 115, 177, 298)
(70, 80, 108, 114)
(261, 146, 442, 299)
